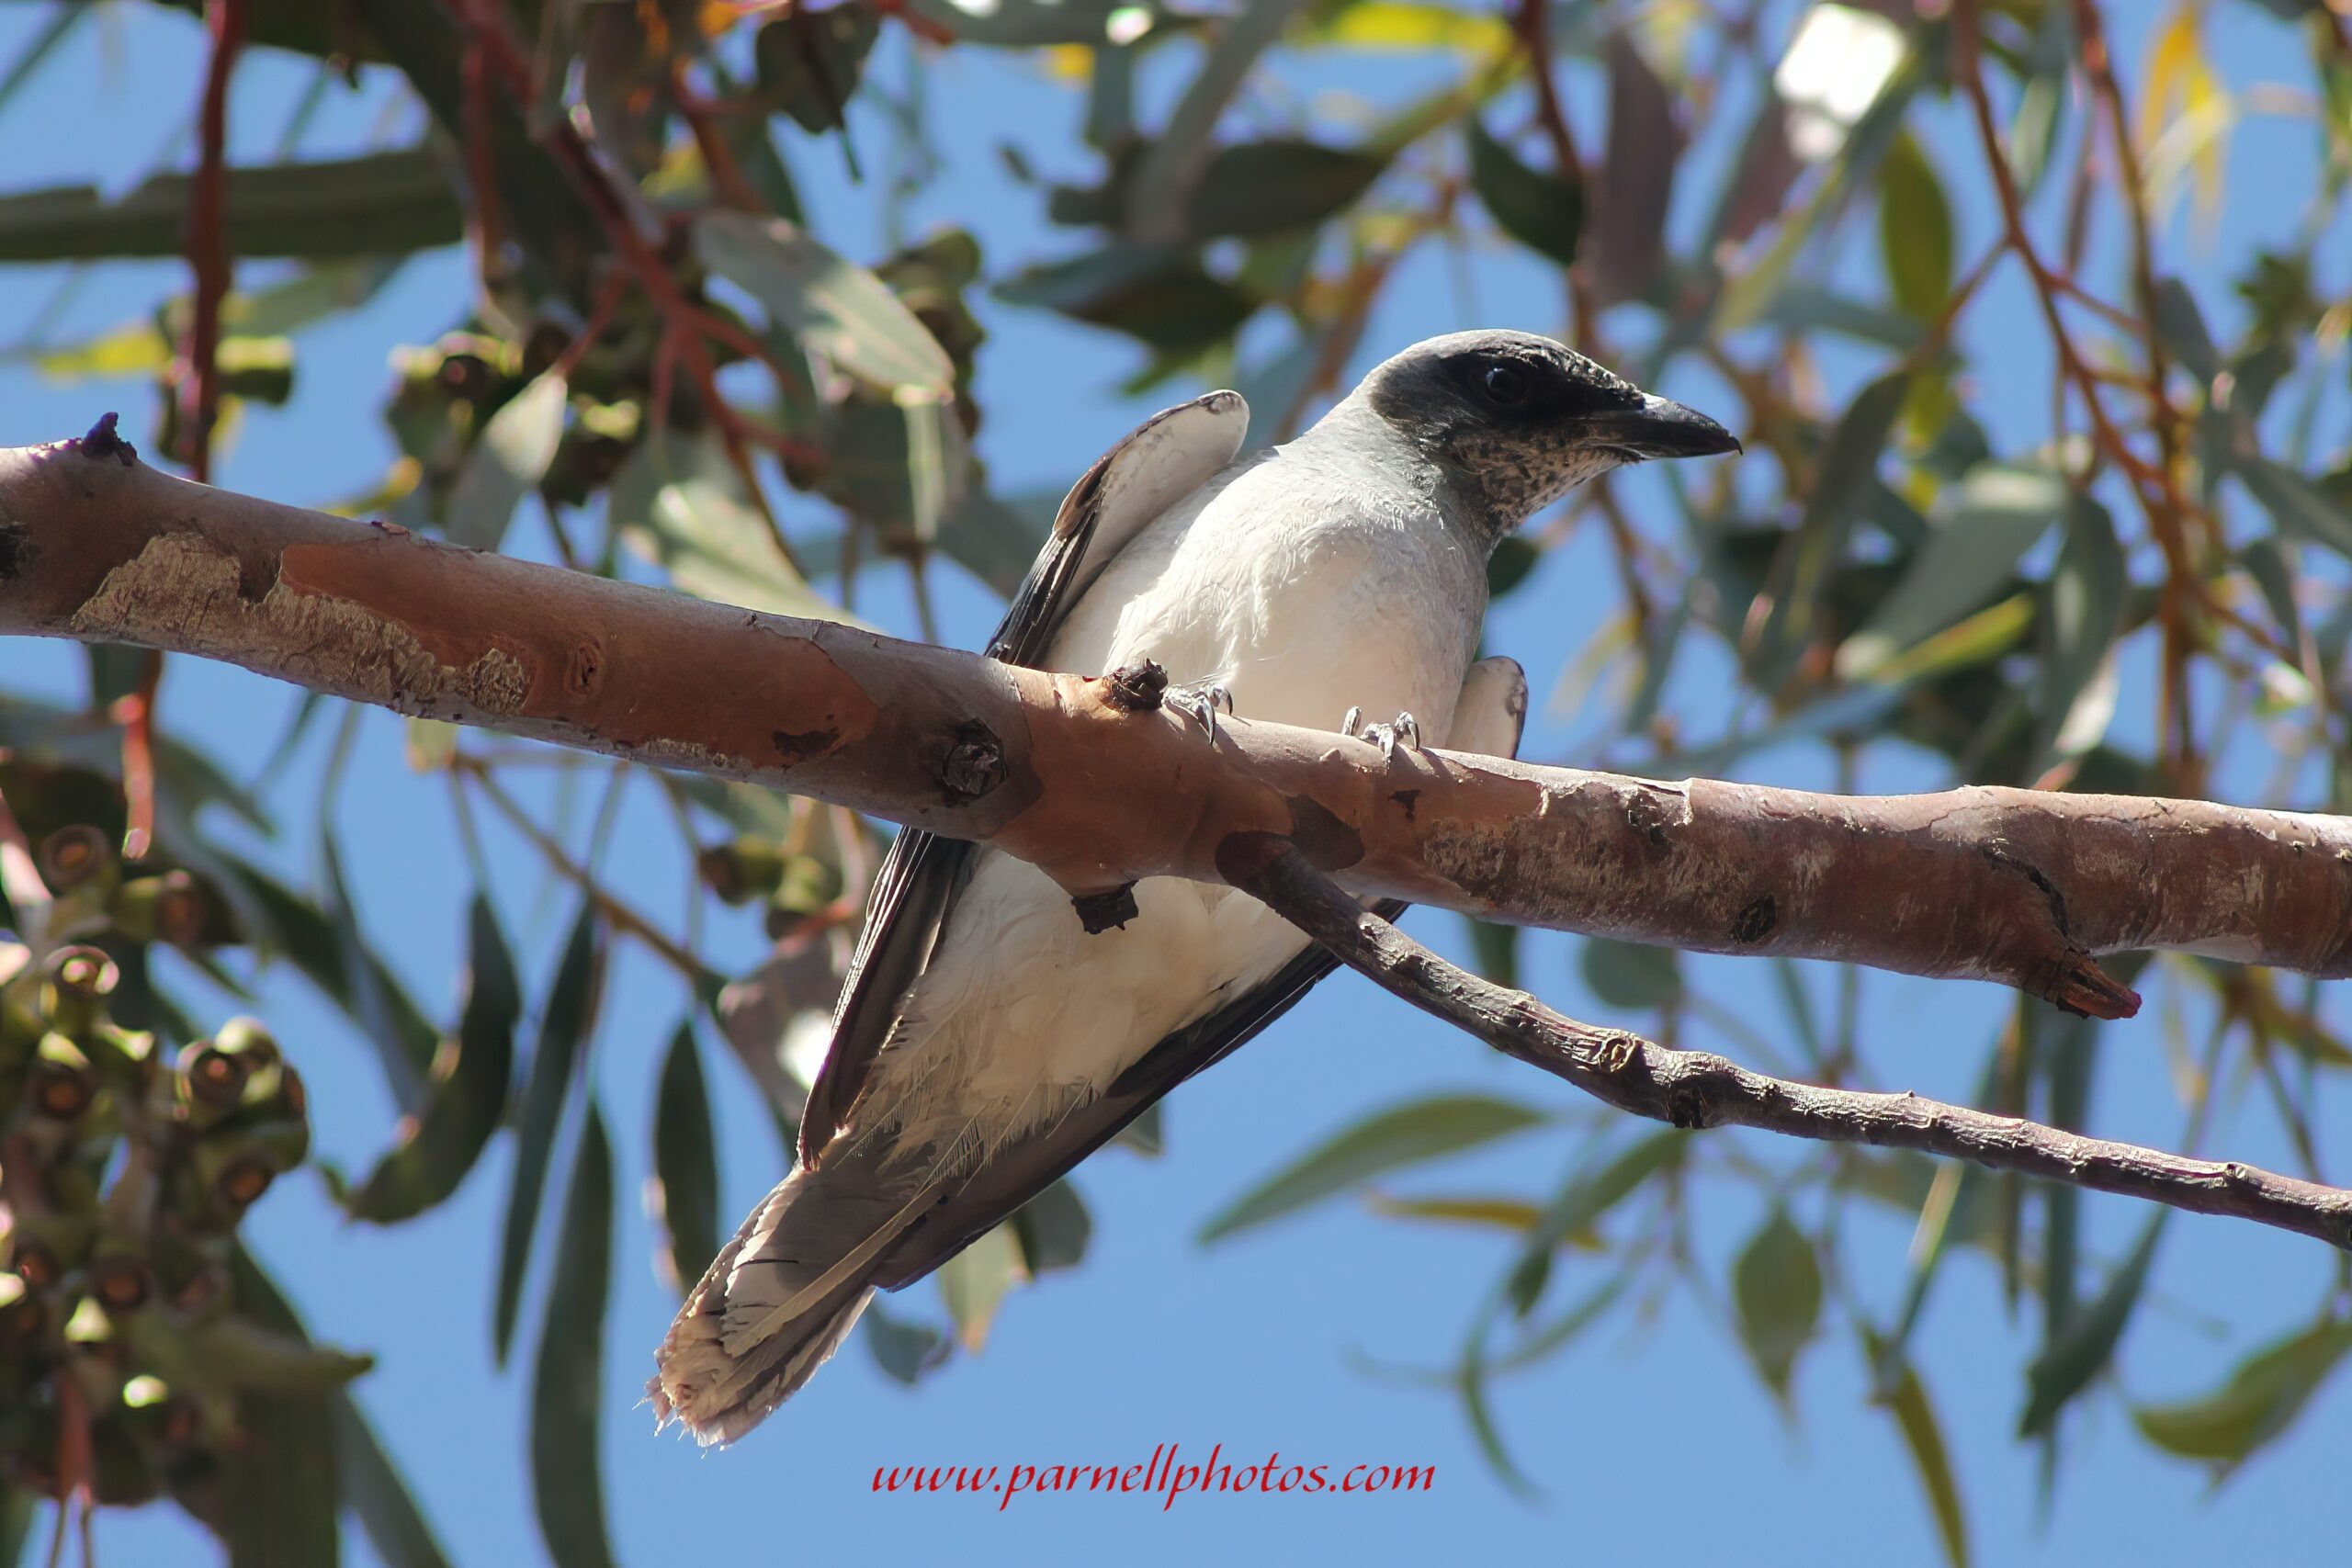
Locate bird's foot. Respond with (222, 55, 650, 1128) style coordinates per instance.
(1340, 707, 1422, 760)
(1165, 682, 1234, 744)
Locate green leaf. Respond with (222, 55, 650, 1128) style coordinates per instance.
(1762, 367, 1912, 666)
(530, 1103, 616, 1568)
(1114, 1101, 1165, 1158)
(937, 1221, 1024, 1352)
(2033, 494, 2127, 773)
(344, 893, 519, 1224)
(1879, 131, 1953, 321)
(1865, 1333, 1971, 1568)
(1589, 33, 1679, 306)
(864, 1299, 951, 1383)
(2150, 276, 2222, 383)
(1182, 140, 1390, 240)
(612, 434, 855, 624)
(320, 829, 430, 1110)
(334, 1394, 455, 1568)
(445, 370, 566, 551)
(1119, 0, 1315, 237)
(2018, 1214, 2166, 1437)
(1200, 1093, 1549, 1244)
(754, 6, 881, 134)
(997, 245, 1258, 350)
(1580, 936, 1681, 1010)
(494, 902, 603, 1365)
(1466, 917, 1521, 987)
(226, 859, 440, 1082)
(1465, 119, 1583, 266)
(0, 1480, 31, 1568)
(694, 210, 954, 395)
(1502, 1132, 1687, 1314)
(221, 1252, 345, 1568)
(652, 1021, 721, 1293)
(2232, 454, 2352, 563)
(0, 148, 460, 262)
(1011, 1178, 1092, 1276)
(1734, 1207, 1823, 1400)
(1836, 463, 2066, 682)
(1487, 535, 1540, 599)
(2132, 1316, 2352, 1471)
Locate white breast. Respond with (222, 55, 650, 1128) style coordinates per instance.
(864, 418, 1489, 1160)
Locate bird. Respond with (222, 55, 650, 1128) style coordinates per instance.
(650, 329, 1739, 1443)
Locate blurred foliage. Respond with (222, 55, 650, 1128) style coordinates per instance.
(2, 0, 2352, 1563)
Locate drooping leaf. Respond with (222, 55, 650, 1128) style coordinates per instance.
(2233, 455, 2352, 563)
(755, 6, 881, 134)
(220, 1252, 345, 1568)
(1580, 936, 1682, 1010)
(2033, 495, 2127, 774)
(224, 859, 440, 1082)
(1760, 367, 1912, 666)
(0, 148, 460, 262)
(494, 901, 603, 1365)
(864, 1299, 952, 1384)
(2018, 1214, 2166, 1437)
(445, 370, 567, 551)
(1836, 464, 2066, 682)
(319, 829, 430, 1110)
(2132, 1317, 2352, 1471)
(1466, 917, 1521, 987)
(1879, 130, 1953, 321)
(651, 1021, 721, 1293)
(1501, 1132, 1687, 1314)
(529, 1104, 616, 1568)
(1864, 1330, 1971, 1568)
(334, 1394, 455, 1568)
(1589, 31, 1679, 306)
(1200, 1094, 1550, 1244)
(1465, 118, 1583, 267)
(1182, 140, 1390, 240)
(936, 1221, 1024, 1353)
(343, 893, 520, 1224)
(1118, 0, 1316, 238)
(611, 434, 854, 624)
(694, 210, 954, 395)
(1734, 1207, 1823, 1401)
(1011, 1177, 1092, 1276)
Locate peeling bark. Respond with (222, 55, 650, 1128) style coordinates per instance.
(3, 436, 2349, 1016)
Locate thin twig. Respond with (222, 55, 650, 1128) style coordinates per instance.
(1223, 833, 2352, 1254)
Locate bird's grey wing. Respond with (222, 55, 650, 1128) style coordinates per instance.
(870, 658, 1530, 1289)
(797, 390, 1252, 1162)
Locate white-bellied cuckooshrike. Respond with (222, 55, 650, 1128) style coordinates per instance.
(651, 330, 1740, 1442)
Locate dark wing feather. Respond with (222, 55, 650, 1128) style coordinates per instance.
(868, 900, 1403, 1290)
(797, 391, 1250, 1163)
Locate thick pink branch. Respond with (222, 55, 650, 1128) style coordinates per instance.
(2, 434, 2348, 1018)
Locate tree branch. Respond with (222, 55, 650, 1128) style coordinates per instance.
(1217, 832, 2352, 1254)
(4, 434, 2351, 1017)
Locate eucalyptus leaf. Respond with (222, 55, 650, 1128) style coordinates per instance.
(2132, 1317, 2352, 1471)
(652, 1021, 722, 1292)
(695, 210, 954, 394)
(1735, 1207, 1823, 1400)
(446, 371, 567, 551)
(344, 893, 519, 1224)
(494, 902, 603, 1366)
(1201, 1094, 1549, 1244)
(529, 1104, 617, 1568)
(1465, 119, 1582, 266)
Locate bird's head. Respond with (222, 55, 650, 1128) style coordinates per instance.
(1355, 330, 1739, 541)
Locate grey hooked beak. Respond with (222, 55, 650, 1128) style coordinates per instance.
(1590, 393, 1742, 461)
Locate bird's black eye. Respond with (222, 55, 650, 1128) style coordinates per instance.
(1480, 363, 1528, 406)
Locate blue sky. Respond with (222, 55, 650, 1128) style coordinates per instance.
(2, 4, 2347, 1565)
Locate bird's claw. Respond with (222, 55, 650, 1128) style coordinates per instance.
(1166, 682, 1234, 744)
(1342, 708, 1421, 759)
